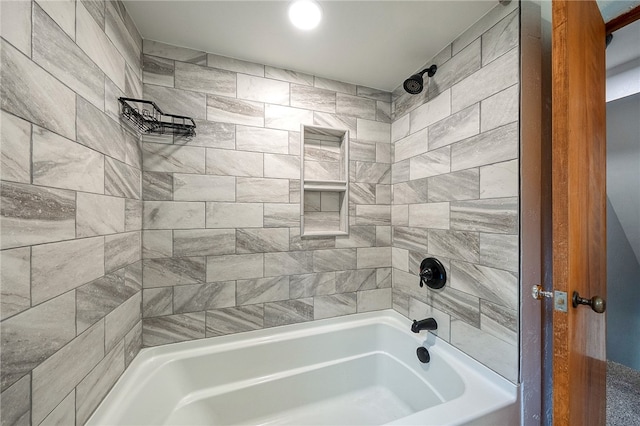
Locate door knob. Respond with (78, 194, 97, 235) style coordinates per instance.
(572, 291, 606, 313)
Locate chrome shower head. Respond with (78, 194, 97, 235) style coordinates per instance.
(403, 64, 437, 95)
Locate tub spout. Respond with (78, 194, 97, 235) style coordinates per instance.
(411, 318, 437, 333)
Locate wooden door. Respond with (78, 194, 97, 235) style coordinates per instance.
(551, 0, 607, 424)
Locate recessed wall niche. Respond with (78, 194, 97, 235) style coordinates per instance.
(300, 125, 350, 237)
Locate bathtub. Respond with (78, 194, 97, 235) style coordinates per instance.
(87, 310, 518, 425)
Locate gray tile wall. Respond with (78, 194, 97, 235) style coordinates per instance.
(140, 41, 393, 346)
(0, 1, 143, 424)
(390, 2, 520, 383)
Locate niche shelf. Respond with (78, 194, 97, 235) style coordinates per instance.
(300, 125, 349, 237)
(118, 97, 196, 137)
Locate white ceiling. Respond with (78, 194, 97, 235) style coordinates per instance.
(123, 1, 499, 92)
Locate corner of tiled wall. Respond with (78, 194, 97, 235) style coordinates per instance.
(139, 40, 395, 346)
(1, 0, 143, 424)
(390, 1, 521, 382)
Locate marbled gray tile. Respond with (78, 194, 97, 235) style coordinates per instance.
(143, 201, 205, 229)
(408, 203, 450, 229)
(105, 75, 126, 122)
(237, 178, 289, 203)
(124, 321, 142, 367)
(357, 119, 390, 144)
(264, 203, 300, 228)
(289, 229, 335, 251)
(31, 321, 104, 425)
(76, 340, 125, 425)
(393, 180, 428, 204)
(482, 9, 519, 66)
(77, 97, 136, 166)
(264, 154, 301, 179)
(0, 292, 75, 393)
(142, 230, 172, 259)
(0, 111, 31, 184)
(305, 160, 340, 181)
(237, 228, 289, 253)
(392, 159, 410, 184)
(481, 300, 517, 346)
(408, 298, 451, 342)
(354, 162, 390, 184)
(207, 95, 264, 127)
(392, 288, 410, 318)
(125, 260, 143, 291)
(336, 93, 376, 120)
(142, 143, 205, 174)
(450, 197, 518, 234)
(33, 3, 104, 108)
(391, 205, 409, 227)
(31, 237, 104, 305)
(174, 281, 235, 314)
(237, 276, 289, 306)
(428, 39, 482, 99)
(76, 270, 137, 333)
(175, 61, 236, 97)
(264, 298, 313, 327)
(0, 247, 30, 321)
(143, 54, 174, 87)
(236, 125, 289, 154)
(315, 293, 357, 320)
(143, 288, 173, 318)
(335, 225, 375, 248)
(395, 128, 428, 162)
(480, 233, 518, 273)
(480, 159, 518, 199)
(144, 84, 206, 120)
(0, 0, 31, 56)
(125, 199, 142, 232)
(313, 112, 357, 136)
(376, 101, 392, 123)
(392, 227, 429, 252)
(125, 62, 143, 99)
(104, 291, 141, 352)
(429, 104, 480, 151)
(177, 120, 235, 149)
(173, 174, 235, 202)
(392, 90, 428, 122)
(376, 226, 392, 247)
(265, 104, 313, 132)
(391, 113, 410, 143)
(142, 172, 173, 201)
(207, 53, 264, 76)
(357, 288, 392, 312)
(377, 268, 392, 288)
(0, 374, 30, 426)
(409, 90, 451, 134)
(105, 157, 141, 199)
(428, 169, 479, 202)
(1, 40, 76, 140)
(290, 272, 336, 298)
(143, 39, 206, 65)
(264, 251, 314, 276)
(206, 253, 263, 281)
(480, 84, 519, 132)
(205, 148, 263, 177)
(291, 84, 336, 113)
(237, 74, 289, 105)
(357, 86, 391, 103)
(451, 47, 519, 113)
(336, 269, 377, 293)
(105, 231, 141, 273)
(428, 229, 480, 263)
(355, 205, 391, 226)
(409, 146, 451, 180)
(356, 247, 391, 269)
(451, 122, 518, 171)
(173, 229, 236, 257)
(451, 0, 517, 55)
(350, 140, 376, 162)
(313, 248, 357, 272)
(450, 260, 518, 310)
(265, 66, 314, 86)
(76, 1, 125, 90)
(206, 305, 264, 337)
(349, 183, 375, 205)
(143, 257, 205, 288)
(206, 202, 263, 228)
(315, 77, 356, 95)
(104, 0, 141, 70)
(425, 286, 481, 328)
(142, 312, 206, 346)
(76, 192, 125, 237)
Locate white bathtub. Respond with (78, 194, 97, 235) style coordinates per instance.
(88, 310, 518, 425)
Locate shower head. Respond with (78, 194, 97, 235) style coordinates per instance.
(403, 64, 437, 95)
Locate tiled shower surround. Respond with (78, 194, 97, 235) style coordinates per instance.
(1, 1, 143, 424)
(1, 0, 519, 424)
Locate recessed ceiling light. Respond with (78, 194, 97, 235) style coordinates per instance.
(288, 0, 322, 30)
